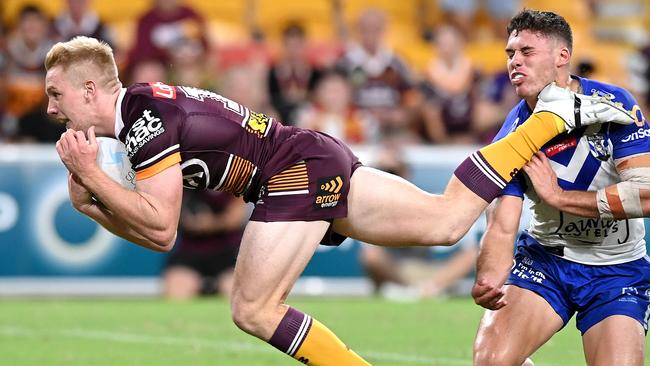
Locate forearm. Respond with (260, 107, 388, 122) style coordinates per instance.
(78, 168, 177, 249)
(476, 233, 515, 287)
(546, 190, 600, 218)
(78, 202, 174, 252)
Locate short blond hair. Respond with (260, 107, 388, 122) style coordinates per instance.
(45, 36, 121, 91)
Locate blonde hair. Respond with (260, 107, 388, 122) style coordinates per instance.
(45, 36, 121, 91)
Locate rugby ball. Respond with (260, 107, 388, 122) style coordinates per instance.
(96, 137, 136, 190)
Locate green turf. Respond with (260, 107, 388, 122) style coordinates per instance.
(0, 297, 646, 365)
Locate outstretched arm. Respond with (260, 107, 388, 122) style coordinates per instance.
(472, 195, 522, 310)
(57, 128, 182, 252)
(524, 151, 650, 219)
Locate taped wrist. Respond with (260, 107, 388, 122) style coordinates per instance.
(596, 182, 642, 219)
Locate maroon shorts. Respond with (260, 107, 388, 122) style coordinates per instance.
(249, 132, 362, 244)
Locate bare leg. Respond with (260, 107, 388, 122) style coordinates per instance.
(333, 167, 488, 246)
(474, 286, 564, 366)
(230, 221, 370, 365)
(582, 315, 645, 366)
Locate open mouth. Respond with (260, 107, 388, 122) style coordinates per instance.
(511, 72, 525, 84)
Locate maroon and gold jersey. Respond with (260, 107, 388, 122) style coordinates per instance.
(115, 82, 313, 201)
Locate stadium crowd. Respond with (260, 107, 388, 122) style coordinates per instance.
(1, 0, 647, 146)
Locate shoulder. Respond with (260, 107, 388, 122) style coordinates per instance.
(580, 77, 639, 111)
(492, 100, 528, 142)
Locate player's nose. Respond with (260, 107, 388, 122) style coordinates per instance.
(47, 100, 58, 115)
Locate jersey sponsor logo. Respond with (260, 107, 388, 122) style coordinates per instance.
(544, 136, 577, 157)
(587, 133, 611, 161)
(149, 82, 176, 99)
(621, 127, 650, 143)
(314, 176, 343, 208)
(554, 217, 620, 241)
(125, 109, 165, 157)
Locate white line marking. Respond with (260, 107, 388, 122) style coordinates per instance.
(0, 325, 563, 366)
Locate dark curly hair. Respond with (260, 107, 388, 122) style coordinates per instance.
(507, 9, 573, 52)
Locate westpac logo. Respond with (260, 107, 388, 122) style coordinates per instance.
(125, 109, 165, 157)
(621, 127, 650, 143)
(314, 176, 343, 208)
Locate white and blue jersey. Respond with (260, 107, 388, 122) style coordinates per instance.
(495, 76, 650, 334)
(494, 76, 649, 265)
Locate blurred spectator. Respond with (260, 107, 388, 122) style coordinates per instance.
(336, 8, 417, 141)
(3, 5, 54, 139)
(268, 22, 322, 124)
(127, 58, 168, 85)
(163, 190, 247, 300)
(439, 0, 521, 40)
(419, 24, 481, 144)
(128, 0, 208, 68)
(168, 37, 216, 90)
(359, 145, 480, 299)
(295, 71, 378, 144)
(472, 70, 519, 144)
(15, 100, 65, 143)
(53, 0, 114, 46)
(0, 25, 8, 138)
(220, 65, 277, 117)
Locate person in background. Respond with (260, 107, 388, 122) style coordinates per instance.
(127, 0, 208, 68)
(336, 8, 418, 142)
(268, 22, 322, 124)
(3, 5, 55, 140)
(419, 24, 482, 144)
(54, 0, 114, 46)
(168, 37, 216, 91)
(126, 58, 168, 85)
(295, 71, 378, 144)
(163, 190, 247, 300)
(439, 0, 521, 40)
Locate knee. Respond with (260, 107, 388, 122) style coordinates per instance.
(230, 293, 267, 336)
(474, 344, 522, 366)
(420, 224, 468, 246)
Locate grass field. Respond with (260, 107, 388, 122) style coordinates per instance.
(0, 297, 647, 365)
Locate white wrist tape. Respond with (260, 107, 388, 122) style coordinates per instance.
(597, 166, 650, 219)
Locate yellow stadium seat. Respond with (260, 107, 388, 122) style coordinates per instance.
(343, 0, 419, 25)
(89, 0, 149, 24)
(467, 40, 508, 75)
(254, 0, 334, 41)
(3, 0, 64, 27)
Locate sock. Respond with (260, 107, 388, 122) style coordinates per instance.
(268, 307, 371, 366)
(454, 111, 565, 202)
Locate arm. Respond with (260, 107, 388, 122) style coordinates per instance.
(524, 151, 650, 219)
(471, 195, 522, 310)
(58, 128, 182, 252)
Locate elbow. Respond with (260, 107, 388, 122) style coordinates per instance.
(148, 229, 177, 252)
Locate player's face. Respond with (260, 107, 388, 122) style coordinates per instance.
(506, 30, 562, 102)
(45, 66, 91, 131)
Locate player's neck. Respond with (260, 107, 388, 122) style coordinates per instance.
(94, 88, 121, 137)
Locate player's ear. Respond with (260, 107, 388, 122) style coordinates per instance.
(84, 80, 96, 100)
(557, 47, 570, 68)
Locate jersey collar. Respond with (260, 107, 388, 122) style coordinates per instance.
(114, 87, 126, 139)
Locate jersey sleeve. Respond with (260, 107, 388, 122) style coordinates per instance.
(121, 96, 183, 181)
